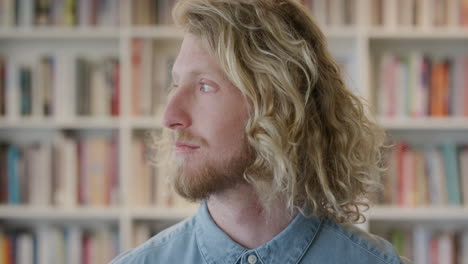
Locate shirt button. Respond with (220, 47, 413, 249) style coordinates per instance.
(247, 254, 257, 264)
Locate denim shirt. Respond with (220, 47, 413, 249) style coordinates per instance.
(111, 201, 409, 264)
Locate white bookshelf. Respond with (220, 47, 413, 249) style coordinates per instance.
(0, 206, 122, 221)
(369, 206, 468, 221)
(1, 0, 468, 260)
(0, 28, 121, 39)
(367, 28, 468, 39)
(379, 117, 468, 130)
(129, 207, 197, 221)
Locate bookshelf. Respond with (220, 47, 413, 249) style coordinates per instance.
(0, 0, 468, 263)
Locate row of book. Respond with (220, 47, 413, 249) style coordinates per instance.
(0, 133, 120, 207)
(133, 0, 357, 27)
(380, 142, 468, 207)
(0, 225, 119, 264)
(132, 0, 175, 25)
(0, 0, 120, 27)
(0, 55, 120, 118)
(371, 0, 468, 28)
(381, 227, 468, 264)
(131, 39, 176, 117)
(295, 0, 356, 26)
(377, 53, 468, 118)
(75, 57, 120, 116)
(132, 136, 196, 209)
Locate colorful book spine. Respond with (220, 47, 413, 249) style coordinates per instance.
(0, 0, 120, 27)
(0, 227, 118, 264)
(378, 53, 468, 118)
(381, 142, 467, 207)
(442, 144, 461, 205)
(7, 146, 20, 204)
(379, 228, 468, 263)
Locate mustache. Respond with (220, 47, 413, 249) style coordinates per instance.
(172, 130, 207, 147)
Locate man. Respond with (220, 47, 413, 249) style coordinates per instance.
(112, 0, 410, 263)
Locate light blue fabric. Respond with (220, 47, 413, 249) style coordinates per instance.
(111, 201, 408, 264)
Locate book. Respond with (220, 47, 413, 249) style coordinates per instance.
(35, 0, 52, 25)
(414, 150, 428, 205)
(74, 57, 119, 116)
(110, 59, 120, 116)
(18, 0, 34, 27)
(16, 232, 34, 264)
(0, 229, 5, 264)
(64, 0, 76, 26)
(460, 147, 468, 204)
(381, 142, 468, 207)
(86, 136, 111, 206)
(464, 56, 468, 116)
(38, 56, 54, 116)
(132, 39, 143, 116)
(19, 66, 32, 116)
(400, 145, 415, 206)
(77, 0, 90, 26)
(7, 145, 20, 204)
(0, 144, 8, 203)
(434, 0, 449, 26)
(382, 228, 466, 263)
(413, 226, 430, 264)
(0, 57, 5, 116)
(376, 52, 468, 118)
(2, 0, 118, 27)
(1, 54, 120, 119)
(462, 0, 468, 26)
(461, 230, 468, 264)
(442, 143, 461, 205)
(0, 133, 118, 207)
(438, 232, 456, 263)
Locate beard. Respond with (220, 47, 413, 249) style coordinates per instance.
(160, 130, 253, 201)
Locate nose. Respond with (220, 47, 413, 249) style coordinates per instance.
(162, 89, 191, 130)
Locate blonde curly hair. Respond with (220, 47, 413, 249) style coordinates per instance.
(155, 0, 387, 223)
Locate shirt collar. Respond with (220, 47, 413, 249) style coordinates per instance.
(194, 200, 323, 264)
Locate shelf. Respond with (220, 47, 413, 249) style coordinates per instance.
(368, 28, 468, 40)
(0, 27, 120, 39)
(129, 26, 184, 39)
(0, 117, 121, 129)
(129, 206, 198, 220)
(58, 117, 122, 129)
(0, 205, 122, 220)
(369, 206, 468, 221)
(130, 118, 163, 129)
(128, 25, 358, 40)
(378, 117, 468, 130)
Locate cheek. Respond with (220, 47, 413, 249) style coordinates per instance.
(198, 101, 248, 148)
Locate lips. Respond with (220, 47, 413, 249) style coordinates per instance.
(175, 141, 200, 152)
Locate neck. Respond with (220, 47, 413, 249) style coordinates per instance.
(206, 184, 297, 249)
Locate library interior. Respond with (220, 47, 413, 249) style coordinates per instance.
(0, 0, 468, 263)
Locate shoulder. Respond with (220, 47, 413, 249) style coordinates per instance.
(110, 215, 197, 264)
(316, 219, 410, 264)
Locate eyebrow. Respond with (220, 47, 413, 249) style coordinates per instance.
(171, 69, 209, 84)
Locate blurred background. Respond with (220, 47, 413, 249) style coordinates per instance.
(0, 0, 467, 263)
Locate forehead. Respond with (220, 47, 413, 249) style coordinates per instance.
(172, 34, 225, 79)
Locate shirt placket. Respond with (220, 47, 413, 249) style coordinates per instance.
(236, 250, 262, 264)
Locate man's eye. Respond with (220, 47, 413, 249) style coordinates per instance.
(200, 82, 215, 92)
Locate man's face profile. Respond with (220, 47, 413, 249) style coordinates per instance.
(161, 34, 252, 200)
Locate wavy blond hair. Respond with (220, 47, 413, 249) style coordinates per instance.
(162, 0, 386, 223)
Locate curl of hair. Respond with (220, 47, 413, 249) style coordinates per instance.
(171, 0, 387, 223)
